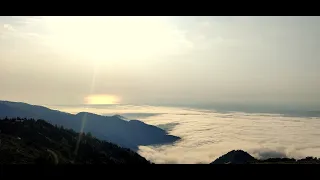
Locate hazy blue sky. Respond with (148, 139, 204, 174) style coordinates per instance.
(0, 16, 319, 108)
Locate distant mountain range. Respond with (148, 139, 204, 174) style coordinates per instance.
(0, 100, 180, 151)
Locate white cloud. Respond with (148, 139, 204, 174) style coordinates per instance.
(0, 22, 41, 41)
(3, 24, 15, 31)
(0, 23, 15, 39)
(52, 104, 320, 164)
(135, 108, 320, 163)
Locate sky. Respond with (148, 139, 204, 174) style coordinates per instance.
(1, 16, 320, 108)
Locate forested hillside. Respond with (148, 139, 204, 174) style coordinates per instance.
(0, 117, 151, 164)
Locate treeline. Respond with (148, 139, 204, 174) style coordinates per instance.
(0, 117, 151, 164)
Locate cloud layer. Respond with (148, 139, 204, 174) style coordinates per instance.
(137, 110, 320, 163)
(52, 104, 320, 164)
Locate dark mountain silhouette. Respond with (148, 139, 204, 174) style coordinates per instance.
(210, 150, 257, 164)
(211, 150, 320, 164)
(0, 100, 180, 151)
(0, 117, 151, 164)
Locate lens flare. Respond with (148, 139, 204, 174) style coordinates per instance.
(84, 94, 121, 105)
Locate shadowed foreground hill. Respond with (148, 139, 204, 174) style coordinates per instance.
(211, 150, 320, 164)
(0, 100, 180, 151)
(210, 150, 256, 164)
(0, 118, 151, 164)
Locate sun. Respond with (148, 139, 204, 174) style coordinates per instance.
(85, 94, 120, 105)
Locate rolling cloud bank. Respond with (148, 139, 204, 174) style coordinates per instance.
(52, 105, 320, 164)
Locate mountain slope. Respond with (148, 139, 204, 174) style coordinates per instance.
(0, 117, 151, 164)
(210, 150, 256, 164)
(0, 100, 180, 150)
(211, 150, 320, 164)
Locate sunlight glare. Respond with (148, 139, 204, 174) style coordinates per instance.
(41, 16, 191, 62)
(85, 94, 121, 105)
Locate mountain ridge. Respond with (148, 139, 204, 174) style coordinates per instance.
(0, 100, 180, 151)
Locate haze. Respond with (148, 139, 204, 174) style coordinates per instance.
(1, 16, 320, 108)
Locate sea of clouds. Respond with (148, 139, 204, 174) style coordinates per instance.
(51, 105, 320, 164)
